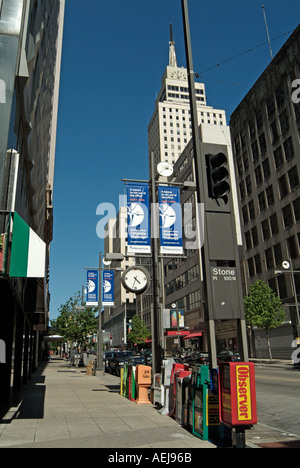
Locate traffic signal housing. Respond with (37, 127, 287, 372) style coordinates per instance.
(206, 151, 230, 205)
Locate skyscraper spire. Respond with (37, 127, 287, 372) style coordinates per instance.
(169, 24, 178, 68)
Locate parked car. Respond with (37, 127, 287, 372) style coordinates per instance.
(104, 351, 118, 372)
(182, 350, 209, 366)
(127, 355, 147, 366)
(217, 350, 241, 363)
(141, 349, 152, 366)
(109, 351, 134, 376)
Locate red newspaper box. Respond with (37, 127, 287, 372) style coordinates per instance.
(219, 362, 257, 427)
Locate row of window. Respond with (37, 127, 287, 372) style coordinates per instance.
(244, 197, 300, 249)
(247, 233, 300, 279)
(166, 288, 202, 313)
(236, 135, 295, 177)
(167, 85, 204, 95)
(165, 264, 200, 295)
(241, 174, 300, 224)
(234, 73, 298, 161)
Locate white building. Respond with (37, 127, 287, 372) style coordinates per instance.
(148, 32, 227, 170)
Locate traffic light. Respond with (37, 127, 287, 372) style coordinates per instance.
(206, 152, 230, 204)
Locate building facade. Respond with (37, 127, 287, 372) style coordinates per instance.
(230, 25, 300, 358)
(0, 0, 65, 409)
(148, 32, 226, 170)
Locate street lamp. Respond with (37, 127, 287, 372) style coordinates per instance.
(274, 259, 300, 338)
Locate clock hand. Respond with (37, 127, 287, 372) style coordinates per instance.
(134, 276, 141, 284)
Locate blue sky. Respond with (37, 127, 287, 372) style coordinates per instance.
(49, 0, 299, 319)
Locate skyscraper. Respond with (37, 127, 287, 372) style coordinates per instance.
(148, 27, 226, 169)
(0, 0, 65, 409)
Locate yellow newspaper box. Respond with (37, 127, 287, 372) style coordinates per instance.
(135, 365, 151, 404)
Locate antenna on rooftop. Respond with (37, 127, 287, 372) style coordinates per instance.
(262, 5, 273, 60)
(169, 23, 178, 67)
(170, 23, 174, 44)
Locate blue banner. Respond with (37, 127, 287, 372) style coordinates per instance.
(158, 186, 183, 255)
(86, 270, 99, 306)
(127, 184, 151, 254)
(102, 270, 114, 306)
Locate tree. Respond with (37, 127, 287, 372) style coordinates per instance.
(50, 291, 98, 365)
(127, 315, 150, 349)
(243, 280, 286, 362)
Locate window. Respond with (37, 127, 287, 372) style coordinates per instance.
(255, 165, 263, 186)
(288, 166, 299, 190)
(242, 152, 249, 171)
(275, 84, 285, 108)
(262, 158, 270, 179)
(239, 181, 246, 200)
(258, 192, 266, 211)
(283, 136, 294, 161)
(248, 200, 255, 220)
(259, 133, 267, 153)
(271, 121, 279, 143)
(292, 198, 300, 222)
(266, 185, 274, 206)
(265, 248, 274, 270)
(273, 146, 284, 169)
(242, 205, 249, 225)
(278, 174, 288, 199)
(256, 109, 263, 129)
(279, 110, 289, 133)
(254, 254, 262, 274)
(247, 258, 255, 277)
(270, 213, 279, 236)
(287, 235, 298, 259)
(245, 231, 252, 250)
(282, 204, 293, 228)
(252, 141, 259, 162)
(261, 219, 271, 240)
(273, 243, 282, 266)
(266, 96, 275, 118)
(245, 175, 252, 195)
(277, 275, 287, 299)
(251, 226, 259, 246)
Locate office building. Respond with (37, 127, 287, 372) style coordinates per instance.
(148, 30, 226, 170)
(0, 0, 65, 409)
(230, 25, 300, 358)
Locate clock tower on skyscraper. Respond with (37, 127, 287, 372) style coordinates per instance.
(148, 25, 226, 170)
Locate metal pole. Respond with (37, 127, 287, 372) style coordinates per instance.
(150, 151, 162, 374)
(97, 252, 104, 372)
(181, 0, 217, 369)
(290, 258, 300, 338)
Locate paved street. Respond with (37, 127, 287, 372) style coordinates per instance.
(246, 363, 300, 448)
(0, 357, 215, 449)
(1, 357, 300, 449)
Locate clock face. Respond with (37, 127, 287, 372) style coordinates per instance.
(122, 266, 150, 294)
(157, 162, 174, 177)
(170, 70, 185, 80)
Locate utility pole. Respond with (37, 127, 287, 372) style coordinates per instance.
(97, 252, 104, 372)
(181, 0, 218, 369)
(150, 151, 162, 374)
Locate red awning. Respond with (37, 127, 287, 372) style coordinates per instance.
(165, 330, 189, 337)
(183, 332, 203, 340)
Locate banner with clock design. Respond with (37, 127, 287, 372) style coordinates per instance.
(86, 269, 99, 306)
(102, 270, 114, 306)
(127, 184, 151, 254)
(158, 186, 183, 255)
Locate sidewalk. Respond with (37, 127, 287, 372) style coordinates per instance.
(0, 357, 215, 449)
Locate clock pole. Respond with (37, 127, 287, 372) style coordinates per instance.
(150, 151, 162, 375)
(97, 251, 104, 373)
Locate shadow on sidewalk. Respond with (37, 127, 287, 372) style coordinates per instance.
(0, 361, 49, 423)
